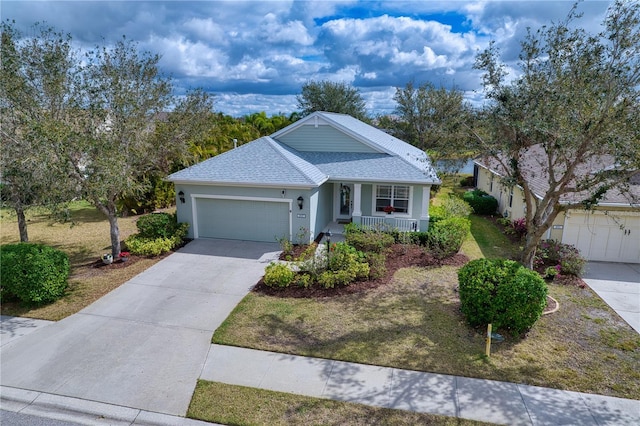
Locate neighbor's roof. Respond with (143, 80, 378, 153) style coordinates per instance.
(168, 112, 440, 187)
(167, 136, 328, 187)
(474, 145, 640, 206)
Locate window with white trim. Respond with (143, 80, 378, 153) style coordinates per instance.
(375, 185, 410, 213)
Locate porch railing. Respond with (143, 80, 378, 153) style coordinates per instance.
(359, 216, 418, 232)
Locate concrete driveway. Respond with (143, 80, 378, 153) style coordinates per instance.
(0, 239, 280, 416)
(583, 262, 640, 334)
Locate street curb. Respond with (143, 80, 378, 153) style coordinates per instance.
(0, 386, 218, 426)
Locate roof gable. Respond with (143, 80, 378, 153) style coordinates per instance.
(273, 112, 439, 182)
(167, 136, 327, 187)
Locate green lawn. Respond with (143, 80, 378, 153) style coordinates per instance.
(208, 185, 639, 400)
(0, 202, 169, 320)
(188, 381, 490, 426)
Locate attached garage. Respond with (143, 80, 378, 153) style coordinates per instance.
(562, 210, 640, 263)
(194, 196, 291, 243)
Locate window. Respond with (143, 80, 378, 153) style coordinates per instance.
(508, 188, 514, 208)
(490, 175, 494, 192)
(375, 185, 410, 213)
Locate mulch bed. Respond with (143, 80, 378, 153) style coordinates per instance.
(255, 244, 469, 299)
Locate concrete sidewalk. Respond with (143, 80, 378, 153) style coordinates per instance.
(202, 344, 640, 426)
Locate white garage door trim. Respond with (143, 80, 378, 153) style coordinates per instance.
(191, 194, 292, 240)
(563, 210, 640, 263)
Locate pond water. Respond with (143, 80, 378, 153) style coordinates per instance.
(434, 159, 475, 174)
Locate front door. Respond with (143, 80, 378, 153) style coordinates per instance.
(337, 183, 353, 220)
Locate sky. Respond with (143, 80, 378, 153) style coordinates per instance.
(3, 0, 613, 117)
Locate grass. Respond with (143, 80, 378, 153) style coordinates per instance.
(188, 381, 490, 426)
(210, 183, 640, 400)
(0, 201, 169, 320)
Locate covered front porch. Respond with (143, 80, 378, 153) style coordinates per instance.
(327, 181, 431, 234)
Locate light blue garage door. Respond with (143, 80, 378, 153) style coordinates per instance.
(196, 198, 291, 242)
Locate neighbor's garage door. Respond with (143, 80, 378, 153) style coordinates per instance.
(563, 211, 640, 263)
(196, 198, 290, 242)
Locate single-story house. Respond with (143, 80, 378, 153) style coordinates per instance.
(474, 147, 640, 263)
(167, 111, 440, 243)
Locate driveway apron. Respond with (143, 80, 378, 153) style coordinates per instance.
(0, 239, 280, 416)
(583, 262, 640, 334)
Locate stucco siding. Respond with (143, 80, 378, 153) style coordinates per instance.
(277, 124, 378, 153)
(476, 167, 526, 219)
(312, 183, 334, 239)
(175, 184, 311, 240)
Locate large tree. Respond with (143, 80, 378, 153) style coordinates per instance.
(61, 38, 176, 257)
(472, 0, 640, 268)
(297, 80, 368, 120)
(0, 21, 76, 241)
(392, 81, 471, 157)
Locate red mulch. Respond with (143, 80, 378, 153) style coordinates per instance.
(255, 244, 469, 299)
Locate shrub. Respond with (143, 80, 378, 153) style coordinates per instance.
(409, 231, 429, 246)
(458, 258, 548, 335)
(463, 189, 498, 215)
(126, 220, 188, 257)
(346, 230, 394, 253)
(318, 242, 370, 288)
(440, 197, 473, 218)
(0, 243, 70, 305)
(264, 262, 294, 288)
(365, 252, 387, 280)
(535, 240, 586, 276)
(136, 212, 179, 239)
(511, 218, 528, 237)
(429, 197, 472, 224)
(460, 175, 475, 187)
(293, 273, 313, 288)
(426, 217, 470, 259)
(125, 235, 176, 256)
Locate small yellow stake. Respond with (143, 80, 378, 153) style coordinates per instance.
(485, 323, 492, 357)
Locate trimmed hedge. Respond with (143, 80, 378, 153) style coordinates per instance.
(0, 243, 70, 304)
(458, 258, 548, 335)
(463, 189, 498, 215)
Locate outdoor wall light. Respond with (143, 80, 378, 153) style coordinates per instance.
(178, 191, 185, 204)
(297, 196, 304, 210)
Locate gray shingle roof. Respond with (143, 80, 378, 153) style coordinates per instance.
(474, 145, 640, 206)
(168, 112, 441, 187)
(168, 137, 327, 187)
(298, 152, 433, 183)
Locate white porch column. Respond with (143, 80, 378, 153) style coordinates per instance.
(353, 183, 362, 217)
(421, 186, 430, 221)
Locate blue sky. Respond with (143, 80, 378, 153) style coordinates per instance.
(4, 0, 612, 116)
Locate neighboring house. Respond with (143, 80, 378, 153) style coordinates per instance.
(474, 149, 640, 264)
(167, 112, 440, 243)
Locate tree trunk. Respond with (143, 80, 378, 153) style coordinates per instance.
(15, 203, 28, 242)
(521, 235, 538, 270)
(107, 212, 121, 258)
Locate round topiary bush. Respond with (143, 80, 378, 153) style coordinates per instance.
(0, 243, 70, 305)
(458, 258, 547, 335)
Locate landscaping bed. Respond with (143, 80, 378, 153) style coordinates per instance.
(264, 243, 468, 298)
